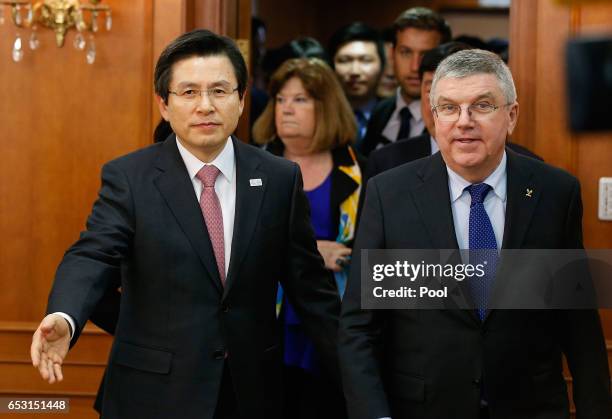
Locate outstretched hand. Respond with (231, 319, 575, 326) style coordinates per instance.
(31, 314, 70, 384)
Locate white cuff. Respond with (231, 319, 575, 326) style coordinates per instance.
(52, 312, 75, 341)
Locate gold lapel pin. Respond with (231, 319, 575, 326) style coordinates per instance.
(525, 188, 533, 198)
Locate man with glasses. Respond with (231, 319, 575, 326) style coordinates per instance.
(340, 49, 611, 419)
(362, 42, 542, 196)
(30, 29, 341, 419)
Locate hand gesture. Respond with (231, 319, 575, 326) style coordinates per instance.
(30, 314, 70, 384)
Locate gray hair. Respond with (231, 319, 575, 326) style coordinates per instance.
(430, 49, 517, 105)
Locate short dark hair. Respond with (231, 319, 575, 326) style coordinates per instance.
(381, 26, 395, 44)
(328, 22, 385, 69)
(453, 35, 490, 51)
(154, 29, 248, 103)
(419, 41, 473, 79)
(393, 7, 452, 46)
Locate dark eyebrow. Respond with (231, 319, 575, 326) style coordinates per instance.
(174, 81, 200, 89)
(207, 80, 233, 88)
(174, 80, 233, 89)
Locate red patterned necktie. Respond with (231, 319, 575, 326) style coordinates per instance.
(196, 165, 225, 285)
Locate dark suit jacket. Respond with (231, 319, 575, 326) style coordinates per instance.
(339, 149, 611, 419)
(359, 96, 396, 156)
(47, 136, 341, 419)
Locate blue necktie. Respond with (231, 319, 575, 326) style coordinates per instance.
(396, 107, 412, 141)
(354, 110, 367, 147)
(467, 183, 498, 321)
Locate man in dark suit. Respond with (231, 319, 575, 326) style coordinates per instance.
(30, 30, 341, 419)
(360, 7, 451, 156)
(363, 42, 542, 192)
(340, 49, 611, 419)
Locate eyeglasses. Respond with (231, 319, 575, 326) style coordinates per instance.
(168, 86, 239, 103)
(431, 102, 512, 122)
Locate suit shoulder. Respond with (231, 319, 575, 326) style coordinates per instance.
(511, 150, 578, 188)
(371, 153, 430, 188)
(370, 134, 428, 161)
(103, 142, 163, 171)
(371, 96, 395, 117)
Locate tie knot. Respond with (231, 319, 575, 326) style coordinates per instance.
(196, 165, 221, 187)
(467, 183, 492, 205)
(399, 106, 412, 119)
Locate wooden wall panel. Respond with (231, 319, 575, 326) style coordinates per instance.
(509, 0, 612, 344)
(0, 322, 112, 419)
(0, 0, 154, 322)
(574, 6, 612, 250)
(0, 1, 248, 417)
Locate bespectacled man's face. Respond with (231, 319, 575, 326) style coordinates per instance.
(432, 73, 519, 183)
(157, 55, 244, 163)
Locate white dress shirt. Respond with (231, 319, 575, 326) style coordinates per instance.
(57, 137, 237, 339)
(381, 88, 425, 145)
(176, 136, 236, 275)
(430, 135, 439, 155)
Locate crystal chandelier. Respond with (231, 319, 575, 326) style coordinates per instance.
(0, 0, 112, 64)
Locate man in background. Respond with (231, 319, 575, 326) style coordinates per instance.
(360, 7, 451, 155)
(376, 27, 399, 99)
(329, 22, 385, 149)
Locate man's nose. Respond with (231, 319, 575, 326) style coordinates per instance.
(409, 54, 421, 72)
(195, 91, 215, 112)
(349, 60, 362, 74)
(456, 106, 475, 128)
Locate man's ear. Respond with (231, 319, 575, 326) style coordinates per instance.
(238, 91, 246, 116)
(156, 95, 170, 121)
(507, 101, 519, 136)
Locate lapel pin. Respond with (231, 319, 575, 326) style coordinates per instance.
(250, 178, 263, 187)
(525, 188, 533, 198)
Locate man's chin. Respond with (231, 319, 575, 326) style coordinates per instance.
(400, 86, 421, 101)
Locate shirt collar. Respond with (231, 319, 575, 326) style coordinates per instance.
(394, 87, 422, 122)
(430, 135, 439, 154)
(356, 98, 378, 119)
(175, 136, 235, 183)
(446, 151, 507, 203)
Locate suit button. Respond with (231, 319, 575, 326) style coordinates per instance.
(213, 349, 226, 360)
(472, 378, 481, 387)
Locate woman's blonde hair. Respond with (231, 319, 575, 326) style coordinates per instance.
(252, 58, 357, 153)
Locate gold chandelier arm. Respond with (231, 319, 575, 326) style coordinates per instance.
(2, 0, 111, 62)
